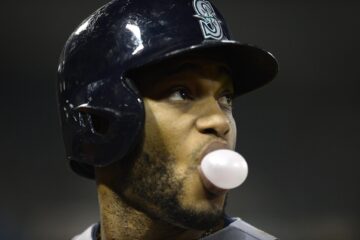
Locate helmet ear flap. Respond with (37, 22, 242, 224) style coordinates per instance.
(75, 106, 111, 137)
(63, 77, 145, 170)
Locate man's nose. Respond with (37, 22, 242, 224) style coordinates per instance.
(195, 98, 231, 139)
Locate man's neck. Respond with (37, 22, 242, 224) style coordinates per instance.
(97, 183, 209, 240)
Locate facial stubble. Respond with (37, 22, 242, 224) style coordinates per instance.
(123, 148, 226, 230)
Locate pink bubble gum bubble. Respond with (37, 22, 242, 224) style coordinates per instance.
(200, 149, 248, 191)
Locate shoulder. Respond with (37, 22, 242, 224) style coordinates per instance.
(203, 217, 278, 240)
(71, 223, 99, 240)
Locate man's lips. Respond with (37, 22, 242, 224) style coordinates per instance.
(199, 141, 230, 163)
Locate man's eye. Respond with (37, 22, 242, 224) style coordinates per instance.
(168, 88, 192, 101)
(218, 94, 233, 108)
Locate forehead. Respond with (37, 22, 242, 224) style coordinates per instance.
(129, 56, 234, 91)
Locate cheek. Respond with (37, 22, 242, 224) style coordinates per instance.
(143, 100, 171, 139)
(143, 100, 185, 157)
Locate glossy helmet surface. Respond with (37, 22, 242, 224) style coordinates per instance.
(57, 0, 278, 179)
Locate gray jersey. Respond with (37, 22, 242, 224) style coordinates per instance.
(72, 218, 277, 240)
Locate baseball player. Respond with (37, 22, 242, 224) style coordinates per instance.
(57, 0, 278, 239)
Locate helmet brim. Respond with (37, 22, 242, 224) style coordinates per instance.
(135, 40, 278, 96)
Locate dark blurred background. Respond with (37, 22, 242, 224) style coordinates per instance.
(1, 0, 359, 239)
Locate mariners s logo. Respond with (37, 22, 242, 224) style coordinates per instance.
(193, 0, 224, 40)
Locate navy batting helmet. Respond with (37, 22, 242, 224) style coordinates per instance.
(57, 0, 278, 179)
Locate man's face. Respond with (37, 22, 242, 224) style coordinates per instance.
(107, 57, 237, 230)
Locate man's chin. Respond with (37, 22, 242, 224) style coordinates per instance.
(164, 206, 225, 230)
